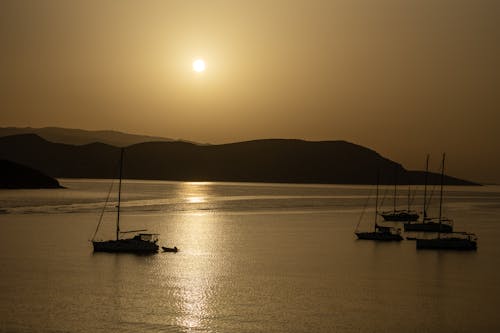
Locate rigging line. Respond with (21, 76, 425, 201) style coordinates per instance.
(409, 192, 417, 207)
(427, 183, 438, 209)
(409, 186, 418, 207)
(91, 179, 116, 242)
(425, 160, 442, 212)
(379, 187, 389, 209)
(355, 188, 374, 232)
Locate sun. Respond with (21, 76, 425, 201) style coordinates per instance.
(192, 59, 206, 72)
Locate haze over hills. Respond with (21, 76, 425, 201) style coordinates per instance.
(0, 127, 175, 147)
(0, 134, 478, 186)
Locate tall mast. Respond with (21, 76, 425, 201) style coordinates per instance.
(423, 154, 429, 218)
(438, 153, 445, 239)
(407, 176, 411, 213)
(393, 167, 397, 212)
(116, 148, 124, 241)
(374, 170, 380, 232)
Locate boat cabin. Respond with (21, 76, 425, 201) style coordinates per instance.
(440, 232, 477, 241)
(132, 233, 159, 242)
(375, 224, 401, 235)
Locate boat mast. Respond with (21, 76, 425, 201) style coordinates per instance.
(393, 167, 397, 212)
(375, 170, 380, 232)
(438, 153, 445, 239)
(423, 154, 429, 219)
(116, 148, 124, 241)
(407, 177, 411, 214)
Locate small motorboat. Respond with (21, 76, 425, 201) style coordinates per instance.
(162, 246, 178, 253)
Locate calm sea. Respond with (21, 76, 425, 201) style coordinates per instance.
(1, 179, 499, 333)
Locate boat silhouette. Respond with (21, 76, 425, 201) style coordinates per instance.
(404, 154, 453, 232)
(415, 154, 477, 250)
(91, 149, 159, 253)
(355, 171, 403, 241)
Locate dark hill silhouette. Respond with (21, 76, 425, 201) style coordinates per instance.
(0, 126, 174, 147)
(0, 134, 479, 185)
(0, 134, 121, 179)
(0, 159, 62, 189)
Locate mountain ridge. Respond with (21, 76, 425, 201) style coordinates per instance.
(0, 126, 175, 147)
(0, 134, 479, 185)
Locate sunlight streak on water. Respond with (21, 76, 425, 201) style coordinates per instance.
(187, 196, 206, 204)
(166, 179, 220, 331)
(172, 213, 221, 332)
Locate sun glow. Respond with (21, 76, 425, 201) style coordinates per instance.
(192, 59, 206, 72)
(187, 196, 205, 204)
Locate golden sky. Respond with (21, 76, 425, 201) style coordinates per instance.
(1, 0, 499, 182)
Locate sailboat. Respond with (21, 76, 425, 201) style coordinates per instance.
(404, 154, 453, 232)
(415, 154, 477, 250)
(380, 168, 419, 222)
(92, 149, 159, 253)
(355, 171, 403, 241)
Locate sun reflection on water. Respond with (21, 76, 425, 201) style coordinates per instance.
(177, 277, 213, 331)
(174, 215, 220, 331)
(187, 196, 205, 203)
(172, 182, 220, 331)
(181, 182, 214, 205)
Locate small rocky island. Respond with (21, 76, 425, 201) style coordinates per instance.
(0, 159, 62, 189)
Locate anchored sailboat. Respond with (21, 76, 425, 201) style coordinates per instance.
(92, 149, 159, 253)
(404, 154, 453, 232)
(380, 168, 419, 222)
(355, 171, 403, 241)
(415, 154, 477, 250)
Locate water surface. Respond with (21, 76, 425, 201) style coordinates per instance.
(1, 180, 499, 333)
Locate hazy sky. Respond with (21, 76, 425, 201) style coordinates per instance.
(1, 0, 499, 182)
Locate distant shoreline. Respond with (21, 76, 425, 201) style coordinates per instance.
(55, 177, 483, 187)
